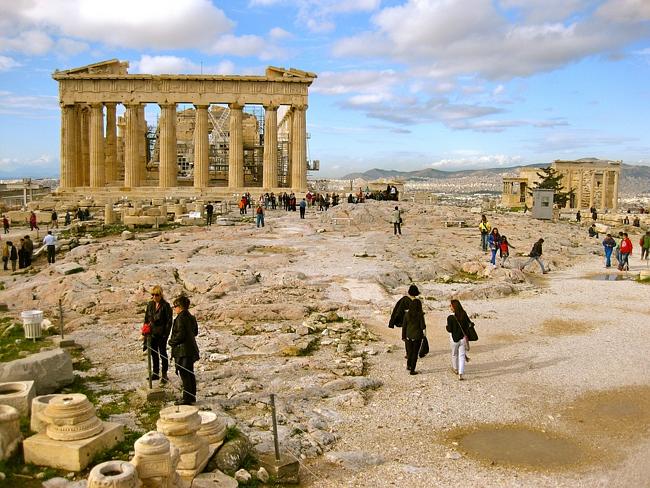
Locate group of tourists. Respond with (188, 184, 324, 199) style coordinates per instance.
(1, 231, 57, 271)
(389, 285, 475, 380)
(602, 231, 643, 270)
(141, 286, 200, 406)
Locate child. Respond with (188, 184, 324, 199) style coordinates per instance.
(499, 235, 514, 267)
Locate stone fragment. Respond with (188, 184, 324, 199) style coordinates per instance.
(197, 410, 227, 446)
(87, 460, 139, 488)
(0, 405, 21, 460)
(121, 230, 134, 240)
(190, 471, 237, 488)
(0, 380, 35, 417)
(256, 467, 269, 483)
(131, 430, 182, 487)
(234, 469, 251, 482)
(55, 263, 85, 275)
(44, 393, 104, 441)
(258, 453, 300, 484)
(325, 450, 386, 469)
(207, 433, 252, 475)
(0, 349, 74, 395)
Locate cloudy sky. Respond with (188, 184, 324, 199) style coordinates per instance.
(1, 0, 649, 178)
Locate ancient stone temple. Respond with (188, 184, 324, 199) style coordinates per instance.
(52, 59, 317, 200)
(501, 158, 622, 210)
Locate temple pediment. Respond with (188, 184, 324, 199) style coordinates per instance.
(55, 59, 129, 76)
(266, 66, 317, 80)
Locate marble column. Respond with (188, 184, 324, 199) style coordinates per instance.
(124, 104, 140, 188)
(286, 108, 294, 186)
(80, 106, 90, 186)
(73, 105, 83, 187)
(565, 170, 573, 208)
(60, 104, 77, 189)
(228, 102, 244, 188)
(104, 102, 117, 184)
(613, 170, 619, 209)
(89, 103, 105, 188)
(589, 171, 596, 209)
(601, 170, 608, 209)
(116, 115, 126, 183)
(159, 103, 177, 188)
(290, 104, 307, 191)
(193, 104, 209, 188)
(577, 170, 583, 209)
(263, 104, 278, 189)
(138, 105, 147, 182)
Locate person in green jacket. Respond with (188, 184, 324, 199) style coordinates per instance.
(641, 231, 650, 261)
(169, 295, 200, 405)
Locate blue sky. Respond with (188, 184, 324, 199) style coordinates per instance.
(0, 0, 649, 178)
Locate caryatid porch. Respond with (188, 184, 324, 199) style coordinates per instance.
(54, 60, 316, 196)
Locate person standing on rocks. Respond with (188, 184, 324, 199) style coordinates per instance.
(205, 202, 214, 227)
(391, 206, 402, 236)
(499, 235, 514, 267)
(619, 233, 632, 271)
(519, 238, 547, 274)
(169, 295, 200, 405)
(446, 299, 472, 380)
(478, 215, 491, 252)
(602, 234, 616, 268)
(576, 210, 581, 222)
(23, 235, 33, 267)
(29, 211, 39, 231)
(144, 285, 173, 384)
(43, 231, 56, 264)
(401, 285, 426, 375)
(299, 198, 307, 219)
(256, 204, 265, 228)
(488, 228, 501, 266)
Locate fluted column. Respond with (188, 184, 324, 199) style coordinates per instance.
(73, 105, 82, 186)
(89, 103, 105, 188)
(565, 170, 573, 208)
(60, 104, 76, 188)
(159, 103, 177, 188)
(104, 102, 117, 184)
(290, 104, 307, 191)
(577, 170, 583, 209)
(613, 170, 619, 209)
(228, 102, 244, 188)
(80, 106, 90, 186)
(262, 104, 278, 189)
(601, 171, 608, 209)
(193, 105, 209, 188)
(589, 171, 595, 209)
(124, 104, 140, 188)
(138, 105, 147, 182)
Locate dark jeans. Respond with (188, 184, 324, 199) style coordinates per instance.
(47, 245, 56, 263)
(393, 222, 402, 235)
(206, 213, 213, 226)
(150, 335, 169, 377)
(300, 207, 305, 219)
(405, 338, 422, 372)
(176, 357, 196, 404)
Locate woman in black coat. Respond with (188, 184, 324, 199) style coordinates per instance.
(446, 299, 471, 380)
(397, 285, 426, 375)
(143, 285, 173, 383)
(168, 295, 200, 405)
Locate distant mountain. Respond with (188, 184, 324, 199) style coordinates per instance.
(340, 163, 650, 195)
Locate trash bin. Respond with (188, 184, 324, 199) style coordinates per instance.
(21, 310, 43, 340)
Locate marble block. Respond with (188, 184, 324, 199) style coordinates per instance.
(131, 431, 183, 488)
(0, 405, 22, 460)
(23, 421, 124, 471)
(44, 393, 104, 441)
(0, 380, 35, 417)
(87, 460, 139, 488)
(31, 394, 68, 433)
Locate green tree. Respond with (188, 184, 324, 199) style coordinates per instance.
(532, 167, 574, 207)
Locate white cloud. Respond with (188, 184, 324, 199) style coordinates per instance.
(596, 0, 650, 22)
(55, 38, 89, 57)
(0, 56, 20, 72)
(269, 27, 291, 40)
(131, 55, 235, 75)
(0, 92, 59, 116)
(430, 154, 525, 170)
(498, 0, 593, 23)
(0, 30, 53, 55)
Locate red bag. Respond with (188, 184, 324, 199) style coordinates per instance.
(141, 323, 151, 335)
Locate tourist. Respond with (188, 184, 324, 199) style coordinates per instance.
(143, 285, 173, 384)
(641, 231, 650, 261)
(205, 202, 214, 227)
(299, 198, 307, 219)
(633, 216, 641, 227)
(239, 196, 246, 215)
(519, 238, 547, 274)
(388, 284, 418, 358)
(478, 215, 491, 252)
(401, 285, 426, 375)
(591, 208, 598, 221)
(7, 241, 17, 272)
(2, 216, 9, 234)
(23, 235, 33, 267)
(18, 238, 27, 269)
(619, 233, 632, 271)
(64, 211, 71, 226)
(446, 299, 472, 381)
(51, 210, 59, 229)
(588, 224, 599, 238)
(76, 207, 84, 221)
(488, 228, 501, 266)
(84, 208, 91, 220)
(169, 295, 200, 405)
(576, 210, 581, 222)
(29, 211, 39, 231)
(43, 230, 56, 264)
(623, 215, 630, 225)
(499, 235, 514, 267)
(255, 204, 265, 228)
(392, 206, 402, 236)
(602, 233, 616, 268)
(614, 232, 623, 267)
(1, 241, 9, 271)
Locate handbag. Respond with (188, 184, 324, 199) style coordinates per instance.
(456, 317, 479, 342)
(418, 336, 429, 358)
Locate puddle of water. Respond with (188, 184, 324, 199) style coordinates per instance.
(586, 273, 638, 281)
(454, 426, 584, 469)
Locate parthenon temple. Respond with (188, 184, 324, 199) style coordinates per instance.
(53, 59, 317, 199)
(502, 158, 622, 210)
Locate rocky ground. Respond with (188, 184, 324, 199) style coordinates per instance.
(1, 200, 648, 487)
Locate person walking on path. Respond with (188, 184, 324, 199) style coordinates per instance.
(2, 216, 9, 234)
(299, 198, 307, 219)
(446, 299, 472, 381)
(619, 233, 633, 271)
(391, 206, 402, 236)
(50, 210, 59, 229)
(488, 228, 501, 266)
(614, 232, 623, 268)
(64, 211, 71, 226)
(18, 238, 27, 269)
(602, 233, 616, 268)
(255, 204, 265, 228)
(29, 211, 39, 231)
(23, 235, 33, 267)
(2, 242, 9, 271)
(7, 241, 17, 272)
(388, 284, 420, 359)
(519, 238, 548, 273)
(576, 210, 581, 222)
(143, 285, 173, 384)
(43, 231, 56, 264)
(205, 202, 214, 227)
(478, 215, 491, 252)
(169, 295, 200, 405)
(400, 285, 426, 375)
(499, 235, 514, 267)
(641, 231, 650, 261)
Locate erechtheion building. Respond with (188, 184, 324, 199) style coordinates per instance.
(52, 59, 317, 200)
(502, 158, 621, 210)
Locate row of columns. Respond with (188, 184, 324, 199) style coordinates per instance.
(60, 102, 308, 191)
(564, 169, 619, 210)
